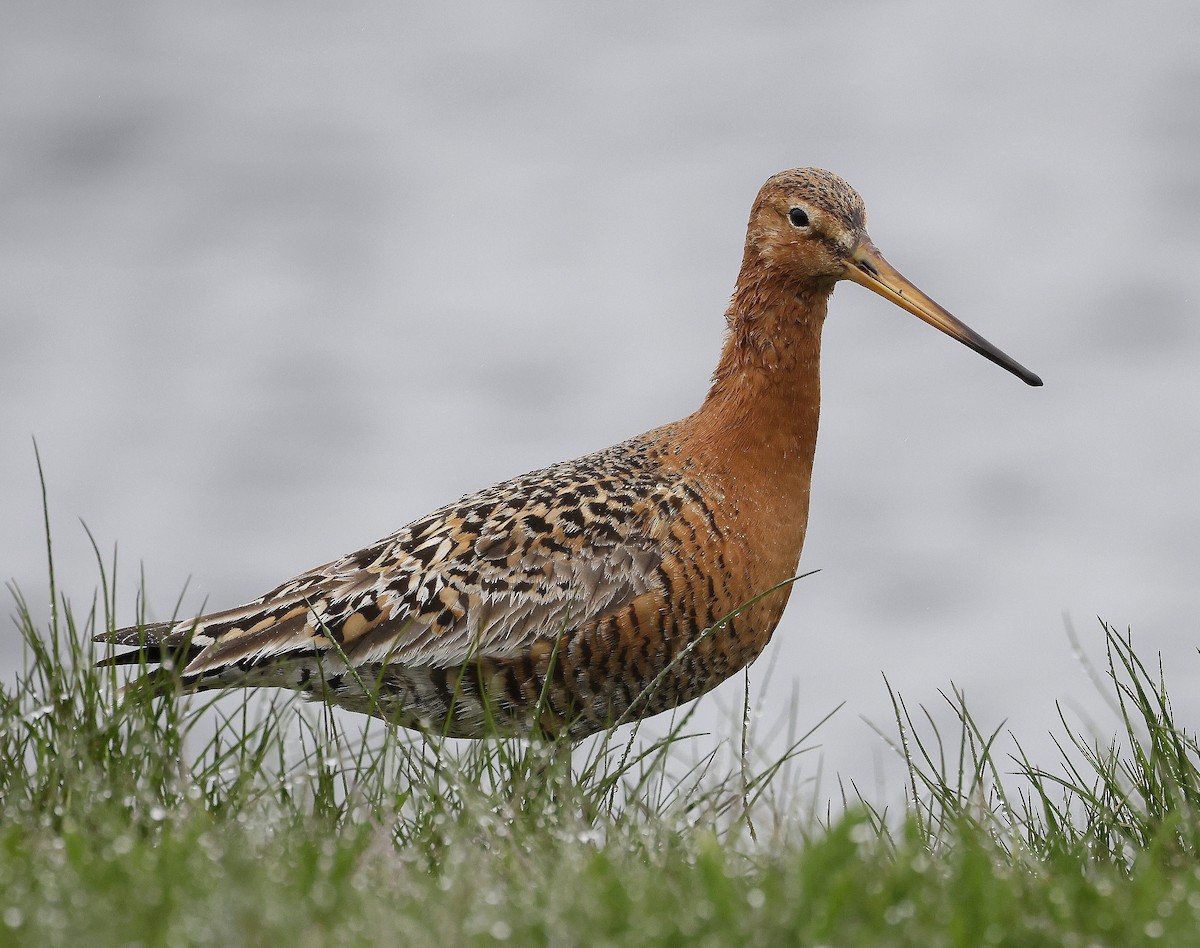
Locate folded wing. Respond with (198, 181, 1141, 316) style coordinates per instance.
(98, 445, 683, 691)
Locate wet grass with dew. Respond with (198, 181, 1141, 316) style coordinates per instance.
(3, 472, 1199, 945)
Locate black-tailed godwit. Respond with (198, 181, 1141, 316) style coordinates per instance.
(98, 168, 1041, 739)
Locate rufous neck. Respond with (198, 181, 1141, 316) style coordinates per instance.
(692, 268, 832, 467)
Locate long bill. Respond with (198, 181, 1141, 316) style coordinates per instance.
(842, 237, 1043, 387)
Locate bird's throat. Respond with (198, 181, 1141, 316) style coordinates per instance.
(699, 275, 829, 471)
(674, 275, 832, 580)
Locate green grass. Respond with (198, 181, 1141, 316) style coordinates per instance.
(3, 487, 1200, 945)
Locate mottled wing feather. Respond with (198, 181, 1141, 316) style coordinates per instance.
(100, 439, 684, 686)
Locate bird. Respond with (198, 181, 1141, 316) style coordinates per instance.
(97, 168, 1042, 741)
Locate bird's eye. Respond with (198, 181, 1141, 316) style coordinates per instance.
(788, 207, 810, 228)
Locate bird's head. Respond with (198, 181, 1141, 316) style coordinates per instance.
(743, 168, 1042, 386)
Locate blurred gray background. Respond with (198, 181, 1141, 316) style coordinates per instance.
(3, 1, 1198, 792)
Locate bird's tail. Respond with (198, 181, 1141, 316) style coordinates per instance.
(94, 620, 208, 696)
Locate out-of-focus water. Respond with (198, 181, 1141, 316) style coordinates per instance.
(3, 1, 1199, 794)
